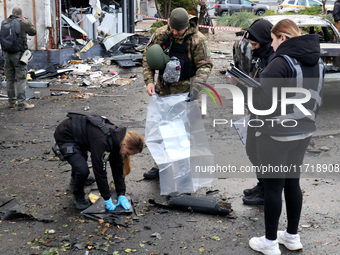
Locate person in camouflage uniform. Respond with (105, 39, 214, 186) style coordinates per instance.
(142, 7, 213, 179)
(143, 8, 213, 97)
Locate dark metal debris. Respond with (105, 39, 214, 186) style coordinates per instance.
(149, 193, 235, 218)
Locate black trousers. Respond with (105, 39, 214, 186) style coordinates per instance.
(246, 125, 264, 191)
(65, 146, 89, 196)
(256, 134, 311, 240)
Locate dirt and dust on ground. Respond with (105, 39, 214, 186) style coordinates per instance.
(0, 19, 339, 255)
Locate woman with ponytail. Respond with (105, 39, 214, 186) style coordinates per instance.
(54, 114, 145, 211)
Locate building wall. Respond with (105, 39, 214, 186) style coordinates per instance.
(0, 0, 55, 50)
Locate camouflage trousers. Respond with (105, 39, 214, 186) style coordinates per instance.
(158, 80, 191, 97)
(4, 52, 28, 107)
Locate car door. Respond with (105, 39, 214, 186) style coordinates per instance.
(229, 0, 241, 14)
(240, 0, 254, 13)
(296, 0, 307, 11)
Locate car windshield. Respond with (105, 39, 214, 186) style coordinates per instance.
(309, 0, 321, 6)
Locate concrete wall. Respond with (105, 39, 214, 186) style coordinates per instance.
(0, 0, 56, 50)
(0, 44, 106, 70)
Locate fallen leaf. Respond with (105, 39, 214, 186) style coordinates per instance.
(211, 234, 221, 241)
(235, 231, 242, 236)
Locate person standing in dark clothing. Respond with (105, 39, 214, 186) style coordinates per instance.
(333, 0, 340, 32)
(248, 19, 324, 255)
(232, 19, 275, 205)
(54, 113, 145, 210)
(1, 7, 36, 110)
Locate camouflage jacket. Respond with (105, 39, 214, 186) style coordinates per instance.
(143, 15, 213, 96)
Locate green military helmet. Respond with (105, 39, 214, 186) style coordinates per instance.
(146, 44, 170, 70)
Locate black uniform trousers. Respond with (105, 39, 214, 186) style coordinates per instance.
(64, 146, 89, 196)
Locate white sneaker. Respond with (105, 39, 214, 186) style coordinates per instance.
(249, 236, 281, 255)
(277, 230, 303, 251)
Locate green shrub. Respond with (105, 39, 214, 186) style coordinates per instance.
(150, 20, 165, 34)
(216, 11, 257, 29)
(298, 6, 322, 15)
(264, 10, 276, 16)
(210, 7, 337, 30)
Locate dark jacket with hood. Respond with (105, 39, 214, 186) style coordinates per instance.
(54, 118, 127, 200)
(246, 19, 275, 78)
(333, 0, 340, 22)
(253, 34, 325, 136)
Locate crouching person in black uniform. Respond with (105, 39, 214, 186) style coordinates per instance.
(53, 113, 145, 210)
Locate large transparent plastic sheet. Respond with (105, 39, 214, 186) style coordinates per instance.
(145, 93, 214, 195)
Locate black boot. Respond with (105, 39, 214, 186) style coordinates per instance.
(72, 194, 90, 210)
(70, 176, 96, 186)
(242, 192, 265, 205)
(243, 182, 263, 196)
(143, 167, 159, 179)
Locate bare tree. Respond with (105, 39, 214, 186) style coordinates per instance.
(322, 0, 326, 14)
(155, 0, 173, 19)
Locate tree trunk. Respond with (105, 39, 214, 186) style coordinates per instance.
(155, 0, 163, 18)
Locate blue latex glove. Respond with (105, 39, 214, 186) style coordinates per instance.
(104, 198, 116, 211)
(116, 196, 131, 210)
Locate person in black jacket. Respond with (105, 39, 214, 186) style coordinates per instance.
(248, 19, 324, 255)
(333, 0, 340, 32)
(232, 19, 275, 205)
(54, 113, 145, 210)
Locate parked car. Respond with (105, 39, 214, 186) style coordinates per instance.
(233, 15, 340, 89)
(277, 0, 333, 14)
(214, 0, 269, 16)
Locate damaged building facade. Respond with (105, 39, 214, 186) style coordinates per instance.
(0, 0, 136, 69)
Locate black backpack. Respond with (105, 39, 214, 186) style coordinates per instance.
(0, 17, 24, 53)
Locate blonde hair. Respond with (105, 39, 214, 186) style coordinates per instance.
(121, 131, 145, 177)
(271, 19, 301, 40)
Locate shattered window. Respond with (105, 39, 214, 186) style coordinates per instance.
(300, 26, 337, 43)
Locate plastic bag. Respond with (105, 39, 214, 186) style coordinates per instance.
(145, 93, 214, 195)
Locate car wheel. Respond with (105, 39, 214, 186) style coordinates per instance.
(256, 10, 265, 16)
(221, 10, 230, 16)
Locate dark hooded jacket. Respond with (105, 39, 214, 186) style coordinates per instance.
(252, 34, 324, 136)
(333, 0, 340, 22)
(54, 118, 127, 200)
(246, 19, 275, 78)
